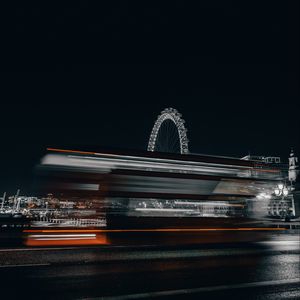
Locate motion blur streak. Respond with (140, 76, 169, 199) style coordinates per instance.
(23, 228, 285, 247)
(25, 232, 108, 246)
(28, 147, 289, 248)
(24, 229, 105, 233)
(24, 227, 286, 233)
(44, 148, 281, 177)
(27, 234, 96, 238)
(47, 148, 96, 156)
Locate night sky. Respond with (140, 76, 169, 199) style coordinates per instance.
(1, 1, 299, 194)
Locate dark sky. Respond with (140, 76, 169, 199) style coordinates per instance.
(1, 1, 299, 194)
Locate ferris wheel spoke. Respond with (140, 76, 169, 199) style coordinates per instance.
(168, 125, 178, 153)
(170, 122, 177, 151)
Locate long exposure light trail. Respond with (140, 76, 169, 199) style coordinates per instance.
(24, 227, 286, 234)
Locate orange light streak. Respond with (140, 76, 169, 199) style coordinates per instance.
(24, 236, 108, 246)
(47, 148, 96, 156)
(24, 227, 286, 234)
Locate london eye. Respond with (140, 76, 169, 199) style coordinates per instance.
(147, 108, 189, 154)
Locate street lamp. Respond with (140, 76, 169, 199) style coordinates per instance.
(274, 183, 288, 197)
(274, 183, 292, 221)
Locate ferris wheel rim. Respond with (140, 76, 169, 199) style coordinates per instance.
(147, 107, 189, 154)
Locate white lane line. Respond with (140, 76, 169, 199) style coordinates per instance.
(0, 245, 154, 252)
(0, 246, 299, 258)
(96, 278, 300, 300)
(0, 247, 79, 252)
(257, 241, 300, 245)
(0, 263, 50, 268)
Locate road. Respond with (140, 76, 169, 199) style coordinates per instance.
(0, 232, 299, 299)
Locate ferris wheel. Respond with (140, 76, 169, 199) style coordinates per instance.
(147, 108, 189, 154)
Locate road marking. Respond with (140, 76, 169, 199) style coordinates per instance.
(95, 278, 300, 299)
(257, 240, 299, 245)
(0, 247, 79, 252)
(0, 243, 299, 255)
(0, 263, 50, 268)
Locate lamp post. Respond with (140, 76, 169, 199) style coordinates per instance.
(274, 183, 293, 221)
(274, 183, 289, 198)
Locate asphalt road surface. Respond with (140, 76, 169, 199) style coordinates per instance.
(0, 232, 299, 299)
